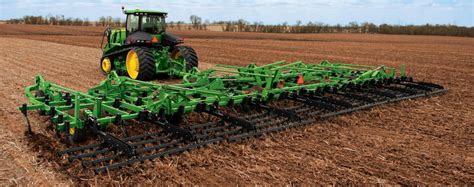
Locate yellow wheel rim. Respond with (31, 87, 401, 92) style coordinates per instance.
(126, 49, 140, 79)
(101, 57, 112, 73)
(69, 127, 75, 135)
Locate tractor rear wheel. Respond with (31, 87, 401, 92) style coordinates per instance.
(171, 46, 199, 71)
(126, 47, 156, 80)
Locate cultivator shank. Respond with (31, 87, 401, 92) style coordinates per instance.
(19, 60, 447, 174)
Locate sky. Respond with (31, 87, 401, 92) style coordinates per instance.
(0, 0, 473, 26)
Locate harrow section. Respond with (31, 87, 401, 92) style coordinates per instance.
(19, 60, 447, 174)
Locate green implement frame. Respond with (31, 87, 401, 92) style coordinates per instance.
(20, 60, 399, 132)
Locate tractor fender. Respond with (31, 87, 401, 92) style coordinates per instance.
(162, 32, 183, 49)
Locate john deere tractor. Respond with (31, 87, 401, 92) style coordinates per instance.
(100, 8, 198, 80)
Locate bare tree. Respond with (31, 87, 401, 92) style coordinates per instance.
(189, 15, 202, 30)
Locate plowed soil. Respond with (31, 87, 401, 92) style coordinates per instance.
(0, 25, 473, 185)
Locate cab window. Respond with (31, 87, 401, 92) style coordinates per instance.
(126, 15, 139, 33)
(141, 15, 166, 34)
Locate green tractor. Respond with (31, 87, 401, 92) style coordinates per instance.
(100, 7, 198, 80)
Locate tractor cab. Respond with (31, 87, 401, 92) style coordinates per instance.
(122, 9, 169, 46)
(125, 9, 167, 34)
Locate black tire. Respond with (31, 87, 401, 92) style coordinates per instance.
(71, 127, 87, 143)
(126, 47, 156, 80)
(171, 46, 199, 71)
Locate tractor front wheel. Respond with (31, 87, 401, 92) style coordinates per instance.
(100, 57, 113, 74)
(171, 46, 199, 71)
(126, 47, 156, 80)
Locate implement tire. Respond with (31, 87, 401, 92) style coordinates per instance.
(70, 127, 87, 143)
(126, 47, 156, 80)
(171, 46, 199, 71)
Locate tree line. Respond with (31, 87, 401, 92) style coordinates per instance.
(6, 15, 91, 26)
(167, 15, 209, 30)
(5, 15, 124, 27)
(5, 15, 473, 37)
(207, 18, 473, 37)
(169, 15, 473, 37)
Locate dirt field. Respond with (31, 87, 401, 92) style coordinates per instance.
(0, 24, 473, 185)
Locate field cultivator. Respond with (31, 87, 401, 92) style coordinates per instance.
(19, 60, 447, 174)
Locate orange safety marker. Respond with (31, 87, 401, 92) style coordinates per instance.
(152, 36, 159, 43)
(297, 74, 304, 85)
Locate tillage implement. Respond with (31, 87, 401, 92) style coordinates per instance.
(20, 59, 447, 174)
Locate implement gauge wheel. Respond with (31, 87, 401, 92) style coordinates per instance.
(100, 57, 113, 74)
(171, 46, 199, 71)
(69, 127, 87, 143)
(126, 47, 156, 80)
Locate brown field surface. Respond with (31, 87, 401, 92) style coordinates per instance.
(0, 24, 473, 185)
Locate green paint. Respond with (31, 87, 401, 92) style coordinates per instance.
(20, 60, 404, 134)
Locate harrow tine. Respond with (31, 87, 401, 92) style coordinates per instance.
(134, 139, 181, 154)
(58, 142, 103, 156)
(62, 131, 171, 162)
(188, 121, 220, 130)
(80, 133, 174, 166)
(68, 148, 111, 162)
(336, 92, 377, 103)
(203, 107, 256, 131)
(415, 81, 444, 89)
(366, 88, 398, 99)
(94, 137, 223, 175)
(155, 121, 196, 141)
(315, 96, 354, 108)
(255, 103, 302, 121)
(82, 154, 121, 168)
(97, 131, 136, 156)
(385, 85, 418, 95)
(291, 96, 337, 111)
(400, 82, 434, 91)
